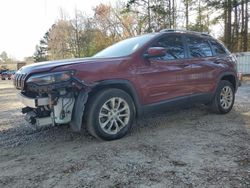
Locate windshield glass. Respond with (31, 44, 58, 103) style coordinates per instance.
(93, 34, 156, 58)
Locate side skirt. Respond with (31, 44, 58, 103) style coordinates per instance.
(141, 93, 213, 115)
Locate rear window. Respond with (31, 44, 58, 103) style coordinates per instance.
(186, 36, 213, 58)
(210, 40, 228, 55)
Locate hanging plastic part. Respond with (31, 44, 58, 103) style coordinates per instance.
(70, 90, 89, 132)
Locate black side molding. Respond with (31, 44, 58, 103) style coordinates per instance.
(142, 93, 213, 115)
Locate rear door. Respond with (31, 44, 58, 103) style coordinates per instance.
(184, 35, 220, 94)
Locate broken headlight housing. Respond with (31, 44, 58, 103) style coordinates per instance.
(26, 71, 74, 85)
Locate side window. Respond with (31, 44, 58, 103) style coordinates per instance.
(210, 40, 227, 55)
(153, 35, 185, 60)
(186, 36, 213, 58)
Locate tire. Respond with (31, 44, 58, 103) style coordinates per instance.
(210, 80, 235, 114)
(86, 88, 135, 140)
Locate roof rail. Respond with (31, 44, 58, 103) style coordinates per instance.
(200, 32, 211, 37)
(160, 29, 186, 33)
(160, 29, 212, 37)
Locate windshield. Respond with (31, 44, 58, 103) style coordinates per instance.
(93, 34, 156, 58)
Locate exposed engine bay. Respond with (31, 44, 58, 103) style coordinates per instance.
(15, 72, 92, 132)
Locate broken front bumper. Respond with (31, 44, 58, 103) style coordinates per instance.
(18, 89, 89, 132)
(16, 76, 92, 131)
(18, 92, 75, 128)
(17, 93, 49, 108)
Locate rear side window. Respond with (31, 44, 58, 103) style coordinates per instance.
(186, 36, 213, 58)
(153, 35, 185, 60)
(210, 40, 227, 55)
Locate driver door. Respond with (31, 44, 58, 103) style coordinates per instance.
(136, 34, 197, 105)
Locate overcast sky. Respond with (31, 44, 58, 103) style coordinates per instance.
(0, 0, 222, 61)
(0, 0, 115, 60)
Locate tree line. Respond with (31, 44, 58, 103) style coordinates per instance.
(34, 0, 249, 62)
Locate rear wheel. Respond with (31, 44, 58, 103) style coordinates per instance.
(86, 88, 135, 140)
(210, 80, 235, 114)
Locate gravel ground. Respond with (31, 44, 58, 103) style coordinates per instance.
(0, 80, 249, 188)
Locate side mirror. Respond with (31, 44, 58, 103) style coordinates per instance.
(144, 47, 166, 58)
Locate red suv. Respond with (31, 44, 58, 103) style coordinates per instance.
(14, 30, 239, 140)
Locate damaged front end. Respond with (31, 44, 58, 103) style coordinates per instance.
(14, 70, 92, 132)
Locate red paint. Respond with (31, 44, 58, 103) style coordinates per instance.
(19, 31, 238, 106)
(146, 47, 167, 58)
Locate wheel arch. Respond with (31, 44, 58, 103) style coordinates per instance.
(88, 79, 142, 117)
(218, 72, 238, 91)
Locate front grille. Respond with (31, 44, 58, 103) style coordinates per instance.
(14, 73, 26, 90)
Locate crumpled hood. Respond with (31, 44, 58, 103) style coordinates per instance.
(17, 57, 97, 75)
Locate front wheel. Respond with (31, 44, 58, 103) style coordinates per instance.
(210, 80, 235, 114)
(86, 89, 135, 140)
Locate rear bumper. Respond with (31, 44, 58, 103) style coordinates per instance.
(17, 93, 49, 108)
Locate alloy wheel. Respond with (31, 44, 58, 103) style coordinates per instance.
(220, 86, 233, 110)
(98, 97, 130, 135)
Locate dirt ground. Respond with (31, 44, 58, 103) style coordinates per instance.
(0, 80, 249, 188)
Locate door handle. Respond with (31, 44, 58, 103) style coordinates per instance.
(180, 64, 190, 68)
(214, 61, 221, 64)
(214, 58, 225, 64)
